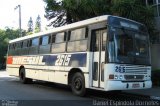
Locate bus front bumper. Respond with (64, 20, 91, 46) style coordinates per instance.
(105, 80, 152, 91)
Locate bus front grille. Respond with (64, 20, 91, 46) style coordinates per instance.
(124, 75, 144, 81)
(124, 65, 148, 74)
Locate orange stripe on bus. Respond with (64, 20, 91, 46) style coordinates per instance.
(7, 56, 13, 64)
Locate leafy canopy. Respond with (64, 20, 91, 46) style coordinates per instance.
(0, 28, 19, 64)
(44, 0, 156, 39)
(44, 0, 111, 27)
(111, 0, 155, 38)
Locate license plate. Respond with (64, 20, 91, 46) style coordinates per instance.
(132, 83, 140, 88)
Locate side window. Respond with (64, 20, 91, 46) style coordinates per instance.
(14, 43, 17, 49)
(39, 35, 51, 54)
(16, 42, 23, 49)
(28, 38, 39, 55)
(31, 38, 39, 46)
(55, 32, 66, 43)
(20, 40, 29, 55)
(40, 35, 49, 45)
(95, 31, 100, 51)
(102, 32, 107, 51)
(28, 40, 32, 47)
(51, 32, 66, 53)
(52, 34, 56, 43)
(20, 42, 23, 48)
(8, 43, 15, 56)
(70, 28, 86, 41)
(91, 29, 107, 52)
(67, 27, 88, 52)
(9, 44, 11, 50)
(9, 43, 15, 50)
(16, 42, 19, 49)
(23, 40, 28, 48)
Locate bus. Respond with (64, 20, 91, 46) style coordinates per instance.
(6, 15, 152, 96)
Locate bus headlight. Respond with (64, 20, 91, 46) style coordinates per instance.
(114, 75, 118, 79)
(109, 74, 123, 80)
(119, 75, 123, 80)
(148, 75, 151, 80)
(146, 75, 151, 80)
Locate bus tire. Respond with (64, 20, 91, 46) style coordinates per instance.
(19, 68, 32, 84)
(71, 72, 86, 96)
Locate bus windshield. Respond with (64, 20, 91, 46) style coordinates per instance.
(108, 16, 150, 65)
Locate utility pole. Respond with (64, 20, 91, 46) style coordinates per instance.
(15, 5, 22, 37)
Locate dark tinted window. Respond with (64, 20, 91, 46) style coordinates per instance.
(23, 40, 28, 48)
(52, 35, 56, 43)
(9, 44, 15, 50)
(28, 40, 32, 47)
(16, 42, 22, 49)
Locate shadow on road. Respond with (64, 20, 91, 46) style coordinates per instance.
(29, 80, 155, 102)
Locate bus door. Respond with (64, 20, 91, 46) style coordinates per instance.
(92, 29, 107, 88)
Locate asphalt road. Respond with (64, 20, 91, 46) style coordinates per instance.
(0, 70, 159, 106)
(0, 70, 93, 106)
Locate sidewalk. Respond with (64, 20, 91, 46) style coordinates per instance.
(123, 87, 160, 100)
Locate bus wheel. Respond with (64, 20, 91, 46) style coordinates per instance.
(19, 68, 32, 84)
(71, 72, 86, 96)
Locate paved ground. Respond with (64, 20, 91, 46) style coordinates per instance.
(0, 70, 160, 106)
(124, 87, 160, 98)
(0, 70, 92, 106)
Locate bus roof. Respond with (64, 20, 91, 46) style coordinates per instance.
(9, 15, 143, 43)
(9, 15, 110, 43)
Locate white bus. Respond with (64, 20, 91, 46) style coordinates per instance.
(7, 15, 152, 96)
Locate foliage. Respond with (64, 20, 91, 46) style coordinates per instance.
(0, 28, 19, 65)
(111, 0, 156, 40)
(44, 0, 111, 27)
(44, 0, 156, 40)
(27, 17, 33, 35)
(35, 15, 41, 33)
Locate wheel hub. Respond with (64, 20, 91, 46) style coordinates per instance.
(74, 78, 82, 90)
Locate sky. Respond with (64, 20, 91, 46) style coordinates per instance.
(0, 0, 48, 30)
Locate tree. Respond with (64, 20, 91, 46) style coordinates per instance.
(44, 0, 156, 41)
(44, 0, 65, 27)
(35, 15, 41, 33)
(0, 28, 19, 67)
(27, 17, 33, 35)
(111, 0, 156, 39)
(44, 0, 111, 27)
